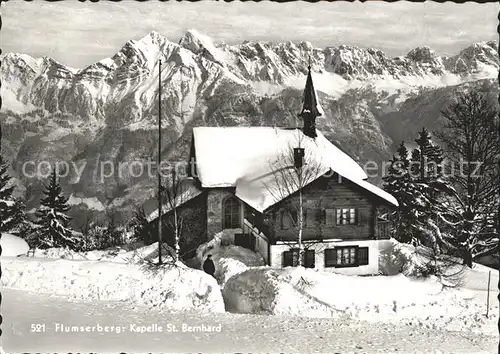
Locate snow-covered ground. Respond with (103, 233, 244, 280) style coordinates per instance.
(219, 239, 498, 336)
(3, 288, 495, 353)
(2, 236, 497, 352)
(0, 233, 29, 256)
(2, 242, 224, 313)
(223, 266, 498, 335)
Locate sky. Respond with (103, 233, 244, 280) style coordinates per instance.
(1, 1, 498, 69)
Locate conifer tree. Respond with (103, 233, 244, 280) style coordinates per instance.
(102, 212, 123, 249)
(129, 206, 153, 244)
(383, 141, 431, 244)
(410, 128, 457, 254)
(0, 124, 26, 233)
(34, 169, 79, 249)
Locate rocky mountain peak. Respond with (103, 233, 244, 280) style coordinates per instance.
(1, 31, 498, 224)
(406, 46, 439, 63)
(178, 29, 225, 67)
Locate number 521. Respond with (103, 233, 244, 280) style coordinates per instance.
(30, 324, 46, 332)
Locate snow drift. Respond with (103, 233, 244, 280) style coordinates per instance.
(29, 241, 178, 264)
(223, 265, 497, 335)
(3, 242, 226, 312)
(0, 233, 29, 257)
(2, 256, 225, 313)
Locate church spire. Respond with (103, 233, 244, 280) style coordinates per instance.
(298, 63, 323, 138)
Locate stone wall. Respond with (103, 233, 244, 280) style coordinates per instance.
(206, 189, 235, 239)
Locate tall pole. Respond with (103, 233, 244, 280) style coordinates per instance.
(157, 59, 163, 265)
(486, 270, 491, 318)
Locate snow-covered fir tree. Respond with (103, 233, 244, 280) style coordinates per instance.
(409, 128, 457, 254)
(383, 141, 422, 243)
(411, 127, 446, 194)
(0, 124, 26, 233)
(34, 169, 79, 249)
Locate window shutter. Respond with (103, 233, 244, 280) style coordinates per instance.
(303, 249, 315, 268)
(357, 247, 369, 265)
(282, 250, 293, 267)
(324, 248, 337, 267)
(356, 209, 361, 225)
(325, 209, 335, 226)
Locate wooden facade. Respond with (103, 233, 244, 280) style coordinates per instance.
(259, 173, 392, 244)
(146, 172, 393, 262)
(148, 192, 208, 259)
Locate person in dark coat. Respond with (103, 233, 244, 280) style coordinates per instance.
(203, 255, 216, 277)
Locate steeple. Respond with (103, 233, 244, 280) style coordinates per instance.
(298, 63, 323, 138)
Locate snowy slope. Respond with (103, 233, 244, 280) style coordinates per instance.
(2, 255, 224, 313)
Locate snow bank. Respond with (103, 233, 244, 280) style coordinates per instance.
(29, 242, 178, 264)
(194, 230, 266, 285)
(0, 233, 29, 257)
(223, 266, 498, 335)
(2, 256, 225, 313)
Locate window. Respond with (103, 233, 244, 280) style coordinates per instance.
(282, 248, 315, 268)
(281, 210, 298, 229)
(223, 197, 241, 229)
(336, 208, 357, 225)
(324, 246, 369, 268)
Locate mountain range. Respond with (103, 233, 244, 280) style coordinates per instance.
(1, 29, 498, 226)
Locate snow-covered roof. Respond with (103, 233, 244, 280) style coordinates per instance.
(192, 127, 398, 211)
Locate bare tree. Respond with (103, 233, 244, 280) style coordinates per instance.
(159, 166, 207, 263)
(162, 169, 183, 262)
(263, 132, 326, 266)
(436, 90, 500, 265)
(78, 212, 93, 251)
